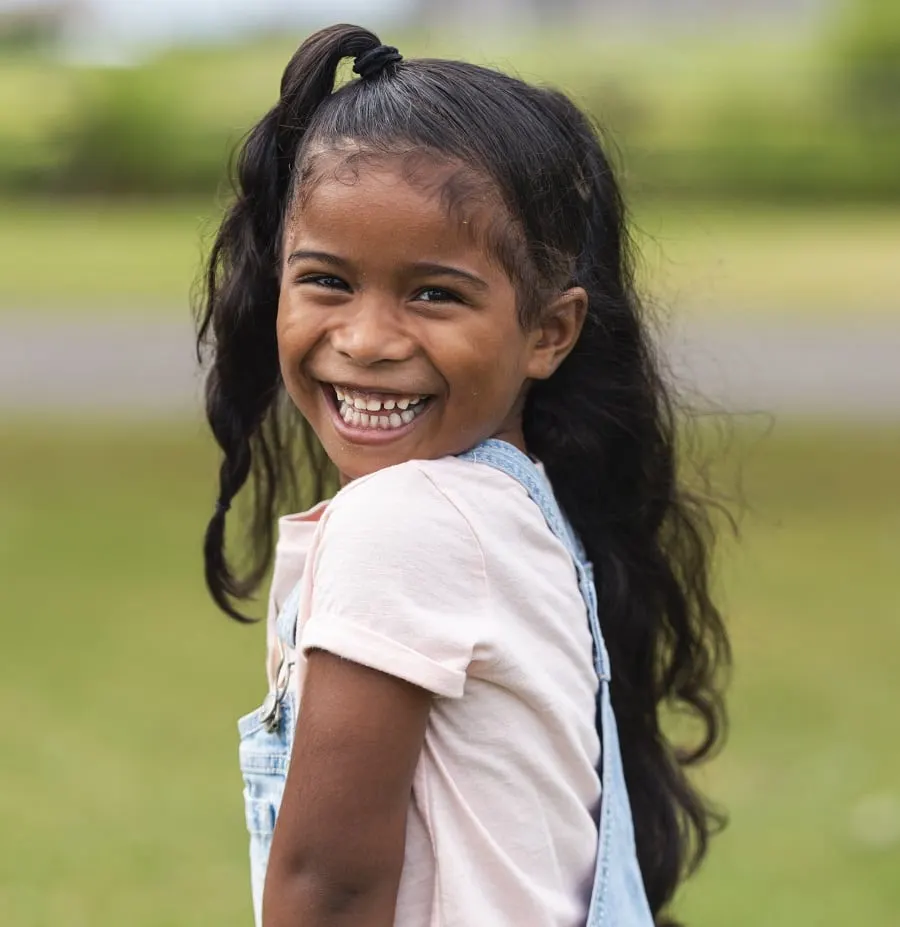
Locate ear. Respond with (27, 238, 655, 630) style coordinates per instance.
(525, 287, 588, 380)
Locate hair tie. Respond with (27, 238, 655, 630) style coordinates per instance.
(215, 498, 231, 516)
(353, 45, 403, 81)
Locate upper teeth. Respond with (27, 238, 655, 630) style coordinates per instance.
(335, 386, 424, 413)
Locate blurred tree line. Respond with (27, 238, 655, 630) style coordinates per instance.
(0, 0, 897, 202)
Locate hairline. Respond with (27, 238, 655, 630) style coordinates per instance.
(283, 137, 555, 324)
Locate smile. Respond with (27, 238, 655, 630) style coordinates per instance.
(323, 383, 433, 442)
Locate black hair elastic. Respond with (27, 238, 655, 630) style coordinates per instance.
(215, 498, 231, 516)
(353, 45, 403, 80)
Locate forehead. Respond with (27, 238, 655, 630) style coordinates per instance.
(285, 147, 508, 253)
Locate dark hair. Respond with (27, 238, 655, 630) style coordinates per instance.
(197, 23, 730, 925)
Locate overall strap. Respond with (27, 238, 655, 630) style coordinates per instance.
(275, 579, 303, 650)
(462, 438, 653, 926)
(459, 439, 610, 683)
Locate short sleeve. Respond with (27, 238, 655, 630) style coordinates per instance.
(299, 463, 488, 698)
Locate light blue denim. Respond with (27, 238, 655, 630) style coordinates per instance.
(237, 438, 654, 926)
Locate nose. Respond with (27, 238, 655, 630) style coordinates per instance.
(330, 297, 415, 366)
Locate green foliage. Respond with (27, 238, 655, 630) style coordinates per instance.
(816, 0, 900, 203)
(0, 21, 898, 201)
(0, 10, 62, 52)
(832, 0, 900, 120)
(50, 67, 236, 195)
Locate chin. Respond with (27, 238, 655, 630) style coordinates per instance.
(330, 445, 415, 483)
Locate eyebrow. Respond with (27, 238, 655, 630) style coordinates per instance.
(285, 251, 489, 292)
(410, 262, 489, 292)
(285, 250, 347, 268)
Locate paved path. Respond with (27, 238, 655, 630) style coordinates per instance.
(1, 316, 899, 420)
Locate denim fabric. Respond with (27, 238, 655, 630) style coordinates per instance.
(237, 439, 653, 926)
(460, 440, 654, 927)
(238, 582, 302, 925)
(237, 688, 295, 926)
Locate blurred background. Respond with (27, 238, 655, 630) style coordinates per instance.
(1, 0, 898, 925)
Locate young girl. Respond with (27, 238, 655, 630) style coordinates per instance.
(197, 24, 729, 927)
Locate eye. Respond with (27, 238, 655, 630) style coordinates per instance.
(298, 274, 350, 292)
(414, 287, 464, 305)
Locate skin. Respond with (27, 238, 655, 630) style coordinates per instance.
(264, 156, 587, 927)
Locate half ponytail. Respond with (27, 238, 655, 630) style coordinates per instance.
(197, 24, 381, 620)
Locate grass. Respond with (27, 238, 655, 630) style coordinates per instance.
(0, 199, 215, 314)
(1, 419, 898, 925)
(635, 204, 900, 318)
(1, 198, 898, 317)
(678, 421, 900, 926)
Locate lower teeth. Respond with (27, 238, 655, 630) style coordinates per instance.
(339, 401, 421, 429)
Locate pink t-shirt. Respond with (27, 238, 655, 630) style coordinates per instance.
(266, 456, 600, 927)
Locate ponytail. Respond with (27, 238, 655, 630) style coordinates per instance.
(196, 24, 382, 620)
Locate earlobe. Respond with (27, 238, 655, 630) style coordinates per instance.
(526, 287, 588, 380)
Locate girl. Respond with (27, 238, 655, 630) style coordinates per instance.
(197, 24, 730, 927)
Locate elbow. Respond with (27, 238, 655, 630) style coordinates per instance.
(263, 860, 398, 927)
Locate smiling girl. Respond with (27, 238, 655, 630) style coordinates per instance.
(197, 24, 730, 927)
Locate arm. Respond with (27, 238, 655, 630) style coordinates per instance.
(262, 648, 432, 927)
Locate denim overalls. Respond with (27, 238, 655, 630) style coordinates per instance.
(237, 439, 654, 927)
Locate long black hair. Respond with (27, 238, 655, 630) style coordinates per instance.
(197, 24, 730, 925)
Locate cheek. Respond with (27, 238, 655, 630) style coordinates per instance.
(275, 299, 319, 399)
(276, 296, 312, 364)
(275, 293, 293, 353)
(448, 322, 530, 406)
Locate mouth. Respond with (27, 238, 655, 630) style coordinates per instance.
(321, 382, 434, 444)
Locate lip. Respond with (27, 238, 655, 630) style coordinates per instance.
(320, 383, 434, 446)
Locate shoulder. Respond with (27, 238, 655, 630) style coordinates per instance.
(303, 459, 494, 698)
(318, 458, 484, 563)
(324, 456, 526, 542)
(331, 457, 464, 508)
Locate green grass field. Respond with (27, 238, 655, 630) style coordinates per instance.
(1, 198, 898, 317)
(1, 419, 898, 926)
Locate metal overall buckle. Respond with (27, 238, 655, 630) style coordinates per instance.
(260, 637, 293, 733)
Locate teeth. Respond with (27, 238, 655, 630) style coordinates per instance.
(338, 403, 423, 430)
(332, 387, 428, 409)
(335, 389, 429, 432)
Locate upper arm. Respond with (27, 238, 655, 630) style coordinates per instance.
(300, 464, 488, 698)
(264, 650, 432, 926)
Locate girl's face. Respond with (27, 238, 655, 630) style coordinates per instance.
(277, 157, 584, 482)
